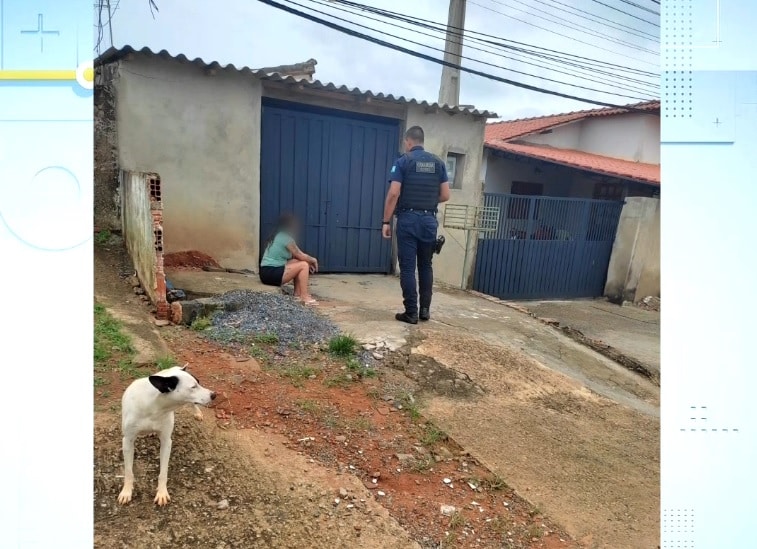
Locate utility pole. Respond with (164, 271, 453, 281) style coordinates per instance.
(438, 0, 466, 106)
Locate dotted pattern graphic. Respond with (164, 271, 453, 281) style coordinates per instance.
(679, 405, 740, 433)
(662, 0, 694, 119)
(662, 509, 695, 548)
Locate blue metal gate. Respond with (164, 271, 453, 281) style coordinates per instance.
(260, 99, 399, 273)
(472, 193, 624, 300)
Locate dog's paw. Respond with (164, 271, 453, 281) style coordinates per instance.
(117, 488, 133, 505)
(193, 410, 204, 421)
(154, 489, 171, 506)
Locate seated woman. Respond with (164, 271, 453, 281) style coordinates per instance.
(259, 213, 319, 305)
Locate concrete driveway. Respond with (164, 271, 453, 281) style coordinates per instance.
(512, 299, 660, 381)
(167, 270, 660, 549)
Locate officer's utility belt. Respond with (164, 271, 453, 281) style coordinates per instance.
(396, 208, 437, 214)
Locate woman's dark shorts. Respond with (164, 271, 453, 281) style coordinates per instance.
(259, 265, 285, 286)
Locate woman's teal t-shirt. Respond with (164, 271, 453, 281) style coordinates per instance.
(260, 232, 294, 267)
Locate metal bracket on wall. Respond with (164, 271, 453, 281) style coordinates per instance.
(442, 204, 500, 288)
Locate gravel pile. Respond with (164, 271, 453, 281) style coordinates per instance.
(206, 290, 339, 347)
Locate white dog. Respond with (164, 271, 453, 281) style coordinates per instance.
(117, 364, 216, 506)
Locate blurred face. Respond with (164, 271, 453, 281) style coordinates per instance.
(288, 219, 301, 237)
(404, 137, 413, 152)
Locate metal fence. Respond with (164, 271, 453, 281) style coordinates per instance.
(472, 193, 624, 300)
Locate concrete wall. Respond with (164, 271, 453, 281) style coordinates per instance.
(604, 197, 660, 303)
(114, 55, 262, 269)
(404, 105, 487, 288)
(121, 171, 169, 319)
(94, 64, 121, 231)
(522, 113, 660, 164)
(112, 55, 488, 287)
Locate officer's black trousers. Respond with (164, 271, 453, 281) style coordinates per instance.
(396, 211, 438, 315)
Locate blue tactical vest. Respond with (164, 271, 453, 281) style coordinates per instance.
(396, 147, 444, 212)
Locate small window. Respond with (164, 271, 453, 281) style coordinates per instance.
(446, 153, 465, 190)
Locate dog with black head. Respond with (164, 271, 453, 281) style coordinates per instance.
(117, 364, 215, 506)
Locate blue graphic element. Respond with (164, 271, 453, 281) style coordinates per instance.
(19, 13, 59, 53)
(1, 0, 81, 70)
(0, 165, 90, 252)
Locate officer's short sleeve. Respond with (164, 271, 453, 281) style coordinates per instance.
(438, 158, 449, 184)
(388, 157, 404, 184)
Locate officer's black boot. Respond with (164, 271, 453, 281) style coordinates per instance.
(419, 307, 430, 321)
(395, 312, 418, 325)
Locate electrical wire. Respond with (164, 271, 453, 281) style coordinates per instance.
(530, 0, 658, 41)
(329, 0, 658, 78)
(588, 0, 658, 26)
(257, 0, 658, 111)
(618, 0, 659, 16)
(468, 0, 658, 65)
(306, 0, 657, 95)
(483, 0, 658, 50)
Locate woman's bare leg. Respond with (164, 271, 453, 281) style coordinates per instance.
(282, 260, 309, 297)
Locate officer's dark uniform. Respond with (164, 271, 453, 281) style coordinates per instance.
(388, 145, 448, 319)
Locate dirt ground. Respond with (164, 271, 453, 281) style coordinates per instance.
(94, 243, 576, 549)
(415, 331, 659, 549)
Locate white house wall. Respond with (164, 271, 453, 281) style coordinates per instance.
(483, 153, 596, 198)
(114, 55, 262, 269)
(522, 113, 660, 164)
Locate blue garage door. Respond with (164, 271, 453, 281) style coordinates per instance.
(260, 99, 399, 273)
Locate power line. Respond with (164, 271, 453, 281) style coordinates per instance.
(588, 0, 658, 27)
(329, 0, 658, 78)
(483, 0, 658, 50)
(531, 0, 658, 41)
(299, 0, 655, 98)
(618, 0, 659, 16)
(257, 0, 658, 111)
(468, 0, 658, 65)
(312, 0, 657, 94)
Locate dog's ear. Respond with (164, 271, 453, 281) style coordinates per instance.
(181, 363, 189, 371)
(149, 375, 179, 393)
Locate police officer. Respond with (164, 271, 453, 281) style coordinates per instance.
(382, 126, 451, 324)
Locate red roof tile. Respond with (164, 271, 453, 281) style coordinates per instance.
(485, 100, 659, 142)
(488, 141, 660, 185)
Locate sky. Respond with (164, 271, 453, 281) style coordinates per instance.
(99, 0, 660, 120)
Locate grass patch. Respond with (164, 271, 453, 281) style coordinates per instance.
(94, 229, 111, 246)
(346, 357, 378, 380)
(94, 303, 134, 369)
(449, 511, 466, 531)
(328, 334, 358, 357)
(480, 473, 509, 492)
(345, 416, 372, 431)
(410, 456, 434, 473)
(249, 345, 271, 361)
(528, 504, 544, 518)
(295, 399, 322, 414)
(155, 355, 177, 370)
(323, 373, 353, 389)
(396, 391, 421, 420)
(190, 315, 213, 331)
(280, 364, 316, 386)
(525, 524, 543, 539)
(421, 423, 447, 446)
(254, 332, 279, 345)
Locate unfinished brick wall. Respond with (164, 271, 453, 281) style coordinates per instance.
(122, 172, 169, 320)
